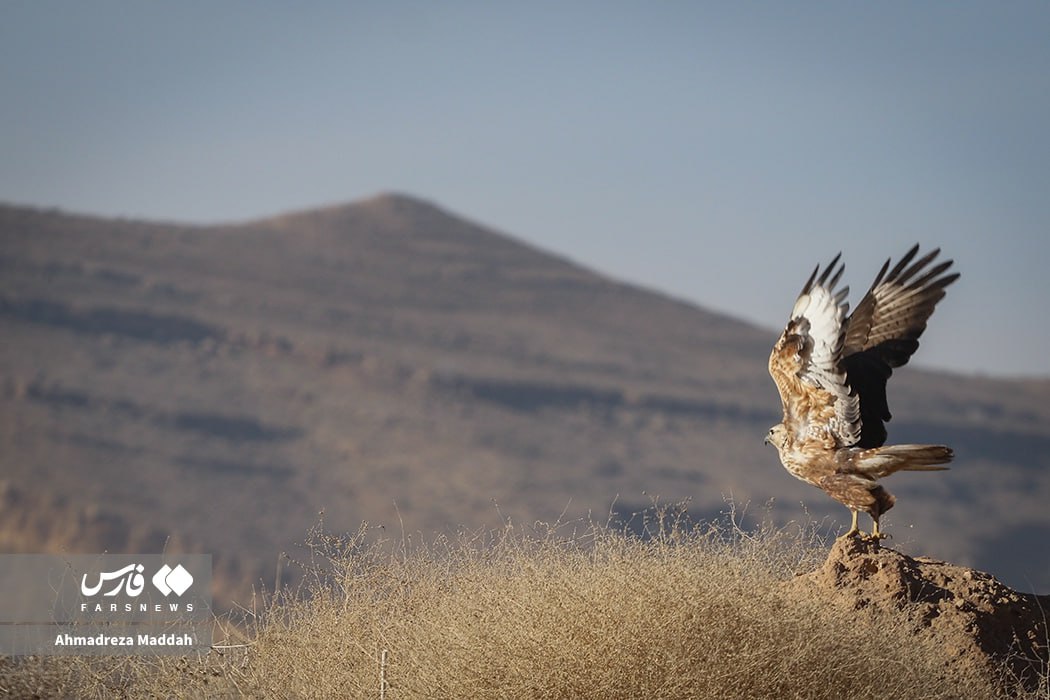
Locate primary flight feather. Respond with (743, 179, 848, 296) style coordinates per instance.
(765, 244, 959, 539)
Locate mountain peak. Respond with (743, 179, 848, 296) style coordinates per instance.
(354, 191, 441, 213)
(258, 191, 473, 238)
(348, 191, 467, 232)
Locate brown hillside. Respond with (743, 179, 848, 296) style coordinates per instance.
(1, 193, 1049, 607)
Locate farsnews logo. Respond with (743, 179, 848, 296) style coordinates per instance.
(80, 563, 194, 598)
(152, 564, 194, 596)
(79, 561, 198, 614)
(80, 564, 146, 597)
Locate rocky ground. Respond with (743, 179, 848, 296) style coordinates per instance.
(788, 534, 1050, 694)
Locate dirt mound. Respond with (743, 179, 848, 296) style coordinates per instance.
(787, 534, 1049, 692)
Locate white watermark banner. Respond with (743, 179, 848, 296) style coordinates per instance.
(0, 554, 211, 655)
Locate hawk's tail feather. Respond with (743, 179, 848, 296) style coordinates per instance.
(856, 444, 953, 478)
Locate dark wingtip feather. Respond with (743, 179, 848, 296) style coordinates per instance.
(816, 252, 843, 287)
(827, 263, 845, 291)
(887, 244, 921, 281)
(938, 270, 961, 288)
(869, 258, 891, 288)
(899, 247, 944, 284)
(800, 263, 820, 296)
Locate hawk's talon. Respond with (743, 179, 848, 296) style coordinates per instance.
(868, 521, 891, 541)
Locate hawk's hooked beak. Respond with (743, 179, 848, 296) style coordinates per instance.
(763, 435, 771, 446)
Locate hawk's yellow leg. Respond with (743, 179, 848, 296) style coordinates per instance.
(845, 509, 860, 536)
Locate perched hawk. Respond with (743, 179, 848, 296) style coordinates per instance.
(765, 244, 959, 539)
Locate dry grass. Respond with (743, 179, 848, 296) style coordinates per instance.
(1, 510, 1042, 698)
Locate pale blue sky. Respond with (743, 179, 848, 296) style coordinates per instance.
(3, 2, 1048, 376)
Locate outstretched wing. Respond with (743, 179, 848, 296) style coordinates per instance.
(841, 244, 959, 448)
(768, 254, 861, 448)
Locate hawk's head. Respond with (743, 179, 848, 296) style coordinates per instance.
(764, 423, 789, 452)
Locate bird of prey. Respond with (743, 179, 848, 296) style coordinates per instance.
(765, 244, 959, 539)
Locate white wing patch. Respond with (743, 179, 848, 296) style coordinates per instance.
(790, 285, 862, 446)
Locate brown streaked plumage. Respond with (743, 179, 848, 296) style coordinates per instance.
(765, 244, 959, 539)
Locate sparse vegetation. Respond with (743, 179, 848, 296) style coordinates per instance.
(3, 511, 1044, 698)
